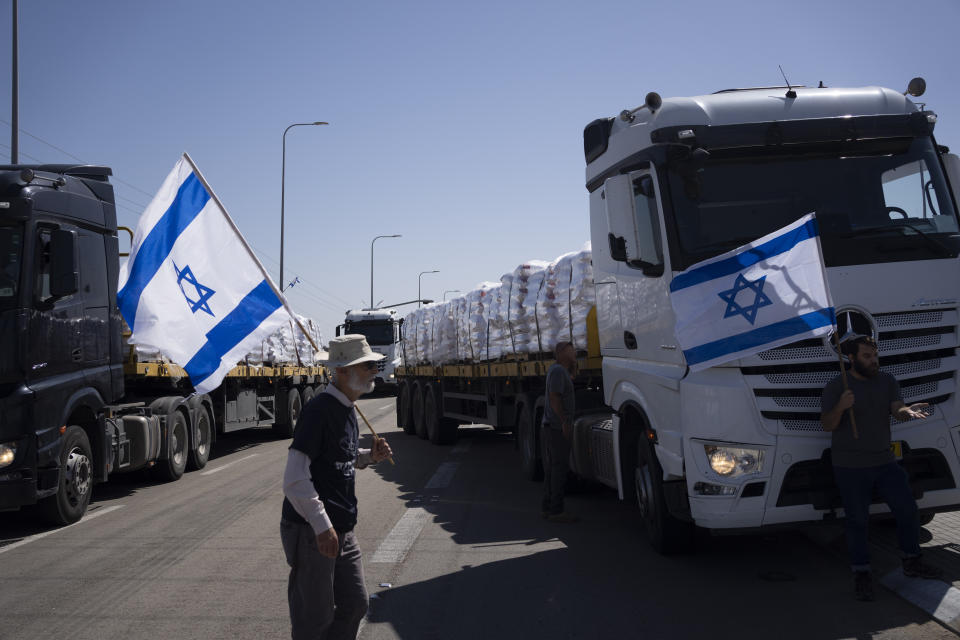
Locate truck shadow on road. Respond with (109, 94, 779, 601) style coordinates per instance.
(363, 426, 943, 640)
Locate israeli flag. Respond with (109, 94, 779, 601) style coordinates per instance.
(118, 153, 293, 394)
(669, 213, 835, 372)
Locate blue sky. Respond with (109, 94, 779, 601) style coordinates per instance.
(1, 0, 958, 341)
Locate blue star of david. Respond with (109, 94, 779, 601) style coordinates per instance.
(717, 273, 772, 325)
(174, 262, 216, 317)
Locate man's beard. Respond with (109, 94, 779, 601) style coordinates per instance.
(347, 376, 376, 395)
(853, 360, 879, 377)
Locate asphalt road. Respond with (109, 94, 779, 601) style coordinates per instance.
(1, 395, 955, 640)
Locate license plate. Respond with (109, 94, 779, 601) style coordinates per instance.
(891, 441, 904, 460)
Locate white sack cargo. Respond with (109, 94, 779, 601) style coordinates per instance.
(401, 245, 594, 365)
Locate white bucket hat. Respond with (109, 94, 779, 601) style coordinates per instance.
(326, 334, 386, 368)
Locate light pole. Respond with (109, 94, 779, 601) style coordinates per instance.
(418, 270, 439, 307)
(281, 121, 327, 290)
(443, 289, 461, 301)
(370, 234, 401, 310)
(11, 0, 18, 163)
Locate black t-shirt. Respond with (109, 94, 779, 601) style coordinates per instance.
(281, 392, 360, 533)
(821, 371, 902, 468)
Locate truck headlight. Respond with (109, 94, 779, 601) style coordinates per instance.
(704, 444, 763, 478)
(0, 442, 17, 469)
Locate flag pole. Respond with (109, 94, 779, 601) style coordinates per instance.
(831, 332, 858, 440)
(354, 405, 395, 465)
(180, 152, 320, 354)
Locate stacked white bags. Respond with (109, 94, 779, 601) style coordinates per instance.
(131, 313, 326, 367)
(402, 244, 595, 365)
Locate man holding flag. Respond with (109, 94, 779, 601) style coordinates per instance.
(821, 334, 941, 601)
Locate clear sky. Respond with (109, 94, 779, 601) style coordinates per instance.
(1, 0, 957, 342)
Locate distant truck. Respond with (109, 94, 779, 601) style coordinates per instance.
(397, 82, 960, 553)
(337, 308, 403, 389)
(0, 164, 327, 525)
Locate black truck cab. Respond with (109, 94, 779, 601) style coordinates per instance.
(0, 165, 123, 520)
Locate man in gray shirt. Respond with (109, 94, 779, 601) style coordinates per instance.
(821, 335, 940, 601)
(541, 341, 578, 522)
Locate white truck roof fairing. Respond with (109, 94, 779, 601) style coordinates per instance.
(585, 86, 923, 188)
(345, 308, 399, 322)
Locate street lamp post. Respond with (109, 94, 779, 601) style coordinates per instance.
(280, 121, 327, 290)
(443, 289, 461, 301)
(370, 234, 402, 310)
(418, 270, 439, 307)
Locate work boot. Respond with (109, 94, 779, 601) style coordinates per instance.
(545, 512, 580, 523)
(854, 571, 875, 602)
(903, 556, 942, 579)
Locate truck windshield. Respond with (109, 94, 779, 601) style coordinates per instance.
(666, 136, 960, 269)
(345, 321, 394, 345)
(0, 226, 22, 305)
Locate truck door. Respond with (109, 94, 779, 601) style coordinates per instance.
(602, 168, 684, 366)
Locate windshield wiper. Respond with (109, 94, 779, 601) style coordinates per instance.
(840, 223, 955, 257)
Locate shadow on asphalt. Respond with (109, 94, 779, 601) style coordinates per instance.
(361, 423, 941, 639)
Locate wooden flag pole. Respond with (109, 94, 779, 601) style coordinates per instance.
(832, 332, 858, 440)
(355, 405, 395, 465)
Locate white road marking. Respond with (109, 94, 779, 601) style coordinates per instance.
(450, 440, 471, 455)
(0, 504, 125, 555)
(425, 462, 460, 489)
(199, 453, 259, 476)
(370, 507, 430, 563)
(881, 570, 960, 629)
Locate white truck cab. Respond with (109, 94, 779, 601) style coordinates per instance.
(338, 309, 403, 389)
(585, 83, 960, 550)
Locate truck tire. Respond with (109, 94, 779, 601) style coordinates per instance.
(412, 382, 427, 440)
(635, 440, 694, 554)
(154, 409, 189, 482)
(187, 405, 213, 471)
(517, 402, 543, 481)
(302, 385, 316, 407)
(425, 383, 458, 445)
(39, 425, 93, 525)
(273, 388, 302, 438)
(397, 382, 415, 434)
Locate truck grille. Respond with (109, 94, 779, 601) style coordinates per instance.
(739, 309, 958, 435)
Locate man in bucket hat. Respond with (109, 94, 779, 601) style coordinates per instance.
(280, 334, 393, 640)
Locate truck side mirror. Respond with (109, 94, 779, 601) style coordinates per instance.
(49, 229, 78, 298)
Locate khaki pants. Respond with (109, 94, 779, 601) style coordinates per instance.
(280, 520, 368, 640)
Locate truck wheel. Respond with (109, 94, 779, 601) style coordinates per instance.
(425, 384, 456, 445)
(154, 410, 189, 482)
(635, 440, 693, 554)
(302, 386, 316, 407)
(412, 382, 427, 440)
(397, 382, 415, 434)
(517, 402, 543, 481)
(39, 425, 93, 525)
(187, 405, 213, 471)
(273, 389, 302, 438)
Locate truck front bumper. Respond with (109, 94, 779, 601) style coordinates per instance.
(686, 421, 960, 530)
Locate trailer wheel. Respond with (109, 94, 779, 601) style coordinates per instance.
(273, 389, 302, 438)
(187, 405, 213, 471)
(154, 410, 189, 482)
(517, 402, 543, 481)
(412, 382, 427, 440)
(302, 386, 316, 407)
(39, 425, 93, 525)
(635, 440, 693, 554)
(397, 382, 415, 434)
